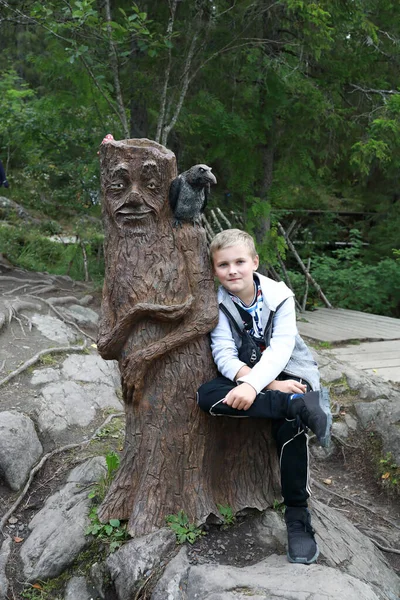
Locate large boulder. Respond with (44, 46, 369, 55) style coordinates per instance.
(20, 456, 106, 581)
(0, 411, 43, 491)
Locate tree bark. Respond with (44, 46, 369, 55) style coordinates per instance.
(97, 138, 281, 537)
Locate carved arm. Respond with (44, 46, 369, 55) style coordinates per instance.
(97, 296, 194, 360)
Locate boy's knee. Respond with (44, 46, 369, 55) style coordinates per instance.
(196, 377, 235, 413)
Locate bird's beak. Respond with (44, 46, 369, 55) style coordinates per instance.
(208, 172, 217, 185)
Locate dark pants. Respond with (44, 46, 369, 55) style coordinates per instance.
(197, 375, 310, 507)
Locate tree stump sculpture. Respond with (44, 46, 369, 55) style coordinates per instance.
(97, 138, 280, 537)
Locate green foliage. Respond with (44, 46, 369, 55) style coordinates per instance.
(88, 451, 120, 502)
(85, 507, 129, 553)
(217, 504, 236, 528)
(378, 453, 400, 492)
(287, 230, 400, 316)
(165, 510, 205, 544)
(1, 0, 400, 319)
(85, 451, 128, 553)
(0, 224, 105, 284)
(272, 499, 285, 514)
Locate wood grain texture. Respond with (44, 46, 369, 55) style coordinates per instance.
(97, 139, 280, 536)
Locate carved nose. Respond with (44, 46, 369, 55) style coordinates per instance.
(127, 190, 143, 206)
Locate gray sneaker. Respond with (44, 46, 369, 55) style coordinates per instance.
(285, 507, 319, 564)
(288, 388, 332, 447)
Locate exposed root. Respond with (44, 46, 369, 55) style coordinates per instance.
(0, 276, 54, 285)
(368, 538, 400, 555)
(28, 295, 97, 343)
(28, 284, 58, 295)
(0, 342, 87, 388)
(47, 294, 93, 306)
(0, 412, 124, 535)
(313, 479, 400, 531)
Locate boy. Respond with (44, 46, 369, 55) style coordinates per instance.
(197, 229, 331, 565)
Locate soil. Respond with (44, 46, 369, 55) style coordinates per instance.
(1, 263, 399, 599)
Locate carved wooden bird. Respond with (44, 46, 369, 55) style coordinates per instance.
(169, 164, 217, 227)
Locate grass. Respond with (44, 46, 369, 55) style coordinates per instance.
(0, 223, 105, 285)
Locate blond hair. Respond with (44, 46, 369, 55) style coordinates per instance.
(209, 229, 257, 263)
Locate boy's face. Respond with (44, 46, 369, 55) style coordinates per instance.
(212, 244, 259, 303)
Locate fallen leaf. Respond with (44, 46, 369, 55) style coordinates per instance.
(32, 583, 43, 590)
(381, 472, 391, 480)
(91, 343, 97, 348)
(323, 478, 332, 485)
(13, 536, 24, 543)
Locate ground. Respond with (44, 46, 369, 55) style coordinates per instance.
(0, 262, 399, 599)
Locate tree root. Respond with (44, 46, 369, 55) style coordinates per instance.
(28, 295, 97, 343)
(47, 295, 93, 306)
(0, 342, 87, 388)
(313, 479, 400, 531)
(368, 538, 400, 555)
(0, 411, 125, 535)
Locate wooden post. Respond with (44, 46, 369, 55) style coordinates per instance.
(97, 139, 281, 537)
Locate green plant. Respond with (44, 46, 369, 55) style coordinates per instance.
(88, 451, 120, 501)
(165, 510, 205, 544)
(378, 453, 399, 492)
(21, 572, 68, 599)
(85, 506, 129, 553)
(272, 499, 285, 514)
(217, 503, 236, 527)
(316, 341, 333, 350)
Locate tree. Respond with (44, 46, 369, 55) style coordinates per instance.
(96, 139, 281, 535)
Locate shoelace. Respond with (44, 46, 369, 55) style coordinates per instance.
(287, 519, 315, 536)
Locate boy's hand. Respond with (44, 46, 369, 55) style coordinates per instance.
(266, 379, 307, 394)
(223, 382, 256, 411)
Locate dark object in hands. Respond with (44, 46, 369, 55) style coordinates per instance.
(169, 164, 217, 227)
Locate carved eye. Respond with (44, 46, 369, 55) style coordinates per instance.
(199, 167, 205, 172)
(110, 182, 125, 190)
(147, 182, 156, 190)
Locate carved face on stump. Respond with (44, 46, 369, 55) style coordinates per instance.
(100, 141, 176, 239)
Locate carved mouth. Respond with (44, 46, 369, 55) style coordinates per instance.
(116, 206, 152, 221)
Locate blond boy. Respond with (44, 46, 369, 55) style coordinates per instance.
(197, 229, 331, 564)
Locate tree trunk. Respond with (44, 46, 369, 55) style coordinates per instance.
(97, 138, 281, 537)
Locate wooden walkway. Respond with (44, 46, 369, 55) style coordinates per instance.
(297, 308, 400, 384)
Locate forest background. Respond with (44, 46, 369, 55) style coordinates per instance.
(0, 0, 400, 317)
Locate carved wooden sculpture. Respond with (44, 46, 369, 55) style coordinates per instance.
(97, 139, 280, 537)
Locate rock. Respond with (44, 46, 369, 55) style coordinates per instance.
(30, 314, 77, 344)
(61, 354, 120, 388)
(0, 411, 43, 491)
(319, 363, 346, 384)
(354, 395, 400, 463)
(343, 365, 388, 401)
(31, 367, 61, 386)
(0, 537, 12, 600)
(332, 420, 349, 439)
(312, 500, 400, 600)
(35, 354, 122, 440)
(59, 304, 99, 327)
(20, 456, 106, 582)
(151, 547, 190, 600)
(106, 528, 176, 600)
(37, 380, 103, 434)
(89, 562, 107, 599)
(344, 413, 358, 430)
(151, 547, 382, 600)
(64, 576, 97, 600)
